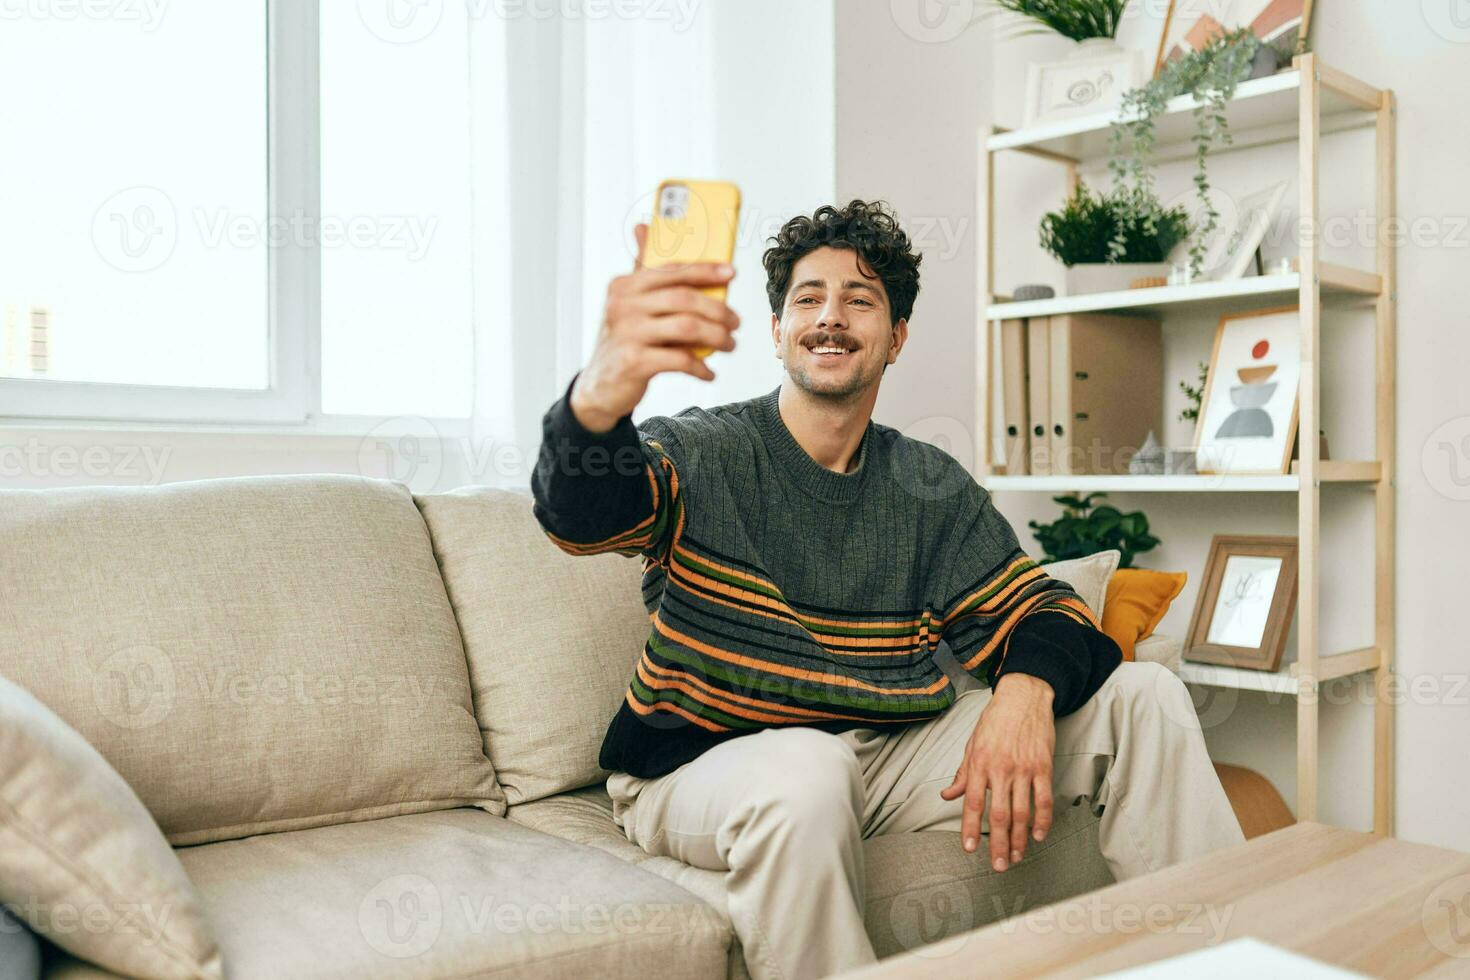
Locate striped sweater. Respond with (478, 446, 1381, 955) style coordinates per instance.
(531, 373, 1122, 779)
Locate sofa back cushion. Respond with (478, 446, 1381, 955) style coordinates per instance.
(415, 488, 650, 804)
(0, 475, 505, 845)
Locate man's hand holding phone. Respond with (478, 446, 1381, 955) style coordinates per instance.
(570, 222, 740, 434)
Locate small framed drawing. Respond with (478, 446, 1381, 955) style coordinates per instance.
(1194, 306, 1300, 474)
(1185, 534, 1298, 672)
(1024, 50, 1144, 127)
(1198, 180, 1288, 281)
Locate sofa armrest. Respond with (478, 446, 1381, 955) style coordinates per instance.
(1133, 633, 1182, 675)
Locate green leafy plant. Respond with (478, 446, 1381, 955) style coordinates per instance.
(1029, 492, 1160, 568)
(1039, 180, 1190, 266)
(1178, 360, 1209, 423)
(985, 0, 1130, 41)
(1108, 27, 1263, 277)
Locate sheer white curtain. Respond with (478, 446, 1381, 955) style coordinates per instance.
(467, 8, 719, 486)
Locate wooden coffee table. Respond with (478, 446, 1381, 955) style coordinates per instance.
(841, 821, 1470, 978)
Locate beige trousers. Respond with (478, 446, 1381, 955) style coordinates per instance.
(606, 661, 1245, 980)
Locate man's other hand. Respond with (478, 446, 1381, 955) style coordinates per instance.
(939, 672, 1056, 872)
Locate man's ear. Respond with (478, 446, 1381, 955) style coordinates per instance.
(888, 318, 909, 365)
(771, 313, 782, 359)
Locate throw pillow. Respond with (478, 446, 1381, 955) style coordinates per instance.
(1102, 568, 1188, 661)
(0, 675, 222, 979)
(1040, 549, 1121, 621)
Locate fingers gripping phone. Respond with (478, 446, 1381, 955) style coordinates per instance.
(641, 179, 740, 359)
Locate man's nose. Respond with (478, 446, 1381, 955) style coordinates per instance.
(817, 297, 846, 329)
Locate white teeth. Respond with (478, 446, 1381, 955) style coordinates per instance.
(811, 346, 848, 354)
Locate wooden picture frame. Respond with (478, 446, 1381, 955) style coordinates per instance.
(1193, 305, 1301, 475)
(1154, 0, 1318, 76)
(1186, 534, 1298, 672)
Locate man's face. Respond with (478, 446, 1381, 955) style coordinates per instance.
(771, 246, 907, 400)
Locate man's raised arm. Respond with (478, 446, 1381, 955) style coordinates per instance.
(529, 222, 740, 561)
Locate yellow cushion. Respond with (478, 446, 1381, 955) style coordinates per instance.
(1102, 568, 1187, 662)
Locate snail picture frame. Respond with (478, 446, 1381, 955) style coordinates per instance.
(1023, 48, 1146, 127)
(1185, 534, 1299, 672)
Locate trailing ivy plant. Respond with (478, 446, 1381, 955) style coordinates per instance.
(1108, 27, 1262, 277)
(1029, 492, 1160, 569)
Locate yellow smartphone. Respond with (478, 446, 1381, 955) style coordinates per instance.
(641, 178, 740, 358)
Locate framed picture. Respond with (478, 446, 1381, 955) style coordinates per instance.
(1198, 179, 1289, 281)
(1185, 534, 1298, 672)
(1155, 0, 1317, 73)
(1194, 306, 1300, 474)
(1024, 50, 1145, 127)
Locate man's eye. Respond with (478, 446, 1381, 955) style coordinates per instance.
(852, 298, 873, 306)
(795, 297, 819, 305)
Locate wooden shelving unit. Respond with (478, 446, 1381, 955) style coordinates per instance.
(975, 55, 1396, 835)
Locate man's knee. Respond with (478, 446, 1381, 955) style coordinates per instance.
(1105, 660, 1201, 732)
(739, 727, 862, 828)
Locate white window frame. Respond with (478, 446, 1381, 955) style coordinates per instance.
(0, 0, 464, 434)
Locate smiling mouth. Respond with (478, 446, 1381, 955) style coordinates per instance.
(806, 344, 855, 360)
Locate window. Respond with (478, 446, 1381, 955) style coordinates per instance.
(319, 2, 474, 418)
(0, 4, 269, 407)
(0, 1, 475, 425)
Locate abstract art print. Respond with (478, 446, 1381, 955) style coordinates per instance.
(1195, 306, 1301, 474)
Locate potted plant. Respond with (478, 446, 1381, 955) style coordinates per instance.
(986, 0, 1131, 53)
(1038, 180, 1190, 294)
(1028, 492, 1160, 568)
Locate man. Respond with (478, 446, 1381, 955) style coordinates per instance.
(531, 200, 1244, 979)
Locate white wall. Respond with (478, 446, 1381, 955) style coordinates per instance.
(857, 0, 1468, 849)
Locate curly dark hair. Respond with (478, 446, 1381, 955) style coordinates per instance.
(762, 200, 922, 326)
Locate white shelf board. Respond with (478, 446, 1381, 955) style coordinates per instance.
(986, 263, 1379, 320)
(1179, 661, 1300, 695)
(987, 274, 1297, 319)
(985, 474, 1299, 493)
(986, 69, 1373, 161)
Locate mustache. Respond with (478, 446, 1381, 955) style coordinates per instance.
(802, 335, 857, 350)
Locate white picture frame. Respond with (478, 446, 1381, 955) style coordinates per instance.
(1198, 179, 1289, 281)
(1194, 306, 1301, 474)
(1023, 50, 1144, 127)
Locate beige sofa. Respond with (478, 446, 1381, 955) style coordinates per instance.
(0, 475, 1181, 979)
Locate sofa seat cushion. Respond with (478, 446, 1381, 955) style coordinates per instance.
(138, 809, 728, 979)
(416, 488, 652, 805)
(508, 785, 1113, 962)
(0, 475, 503, 845)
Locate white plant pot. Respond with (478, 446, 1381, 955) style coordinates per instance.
(1064, 262, 1172, 296)
(1069, 37, 1124, 58)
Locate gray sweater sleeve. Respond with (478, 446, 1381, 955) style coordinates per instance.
(529, 371, 687, 567)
